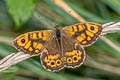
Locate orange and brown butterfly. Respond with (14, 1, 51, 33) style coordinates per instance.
(13, 22, 102, 72)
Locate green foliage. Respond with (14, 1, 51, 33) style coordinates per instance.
(6, 0, 35, 29)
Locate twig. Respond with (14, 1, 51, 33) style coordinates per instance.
(100, 36, 120, 52)
(101, 22, 120, 35)
(0, 52, 34, 72)
(100, 22, 120, 52)
(32, 12, 54, 29)
(36, 3, 61, 22)
(53, 0, 86, 22)
(0, 36, 13, 46)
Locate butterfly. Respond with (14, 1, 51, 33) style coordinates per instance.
(13, 22, 102, 72)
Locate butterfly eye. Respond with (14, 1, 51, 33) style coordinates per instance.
(21, 39, 25, 43)
(90, 26, 95, 30)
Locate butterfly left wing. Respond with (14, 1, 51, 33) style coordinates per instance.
(62, 22, 102, 47)
(13, 30, 53, 55)
(40, 35, 64, 72)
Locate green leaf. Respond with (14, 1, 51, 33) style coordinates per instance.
(6, 0, 35, 29)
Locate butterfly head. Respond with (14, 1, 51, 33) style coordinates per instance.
(54, 24, 61, 31)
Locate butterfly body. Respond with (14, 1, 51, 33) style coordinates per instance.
(13, 22, 102, 72)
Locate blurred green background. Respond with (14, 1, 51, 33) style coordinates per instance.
(0, 0, 120, 80)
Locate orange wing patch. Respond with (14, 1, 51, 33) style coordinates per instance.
(13, 30, 53, 55)
(64, 43, 85, 68)
(62, 22, 102, 46)
(41, 49, 64, 72)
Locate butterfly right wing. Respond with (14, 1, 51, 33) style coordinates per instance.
(13, 30, 53, 55)
(61, 34, 85, 68)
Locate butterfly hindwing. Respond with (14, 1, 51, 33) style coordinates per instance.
(62, 22, 102, 46)
(61, 34, 85, 68)
(40, 35, 64, 72)
(13, 30, 53, 55)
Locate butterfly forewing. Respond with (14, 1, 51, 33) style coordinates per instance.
(13, 30, 53, 55)
(62, 22, 102, 46)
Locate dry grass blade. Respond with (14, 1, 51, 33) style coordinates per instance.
(101, 22, 120, 35)
(101, 22, 120, 52)
(85, 55, 120, 75)
(53, 0, 86, 22)
(100, 36, 120, 52)
(36, 4, 62, 22)
(0, 36, 13, 46)
(0, 52, 34, 72)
